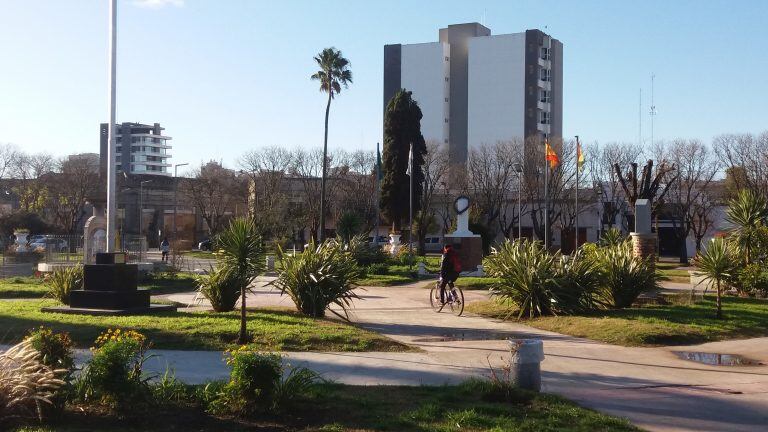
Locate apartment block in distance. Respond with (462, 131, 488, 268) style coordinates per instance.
(384, 23, 562, 165)
(99, 122, 172, 176)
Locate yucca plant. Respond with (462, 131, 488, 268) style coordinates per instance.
(596, 241, 658, 308)
(215, 218, 266, 344)
(273, 240, 363, 318)
(45, 265, 83, 305)
(485, 239, 561, 319)
(599, 228, 627, 248)
(196, 265, 242, 312)
(554, 250, 607, 313)
(346, 234, 388, 266)
(694, 238, 739, 319)
(0, 340, 67, 422)
(725, 189, 768, 264)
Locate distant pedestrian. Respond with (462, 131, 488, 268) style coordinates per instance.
(160, 237, 170, 262)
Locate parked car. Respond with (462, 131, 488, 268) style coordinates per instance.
(30, 237, 68, 252)
(198, 239, 212, 251)
(27, 235, 45, 245)
(367, 235, 389, 247)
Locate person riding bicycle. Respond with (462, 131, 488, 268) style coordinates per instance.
(438, 244, 461, 304)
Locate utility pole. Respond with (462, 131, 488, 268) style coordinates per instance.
(106, 0, 117, 252)
(173, 163, 189, 242)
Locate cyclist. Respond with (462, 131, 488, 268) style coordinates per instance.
(438, 244, 461, 304)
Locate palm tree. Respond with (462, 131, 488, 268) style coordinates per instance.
(725, 189, 768, 264)
(215, 218, 266, 344)
(311, 47, 353, 241)
(694, 238, 738, 319)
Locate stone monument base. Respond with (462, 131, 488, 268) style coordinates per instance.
(630, 232, 657, 268)
(444, 235, 483, 272)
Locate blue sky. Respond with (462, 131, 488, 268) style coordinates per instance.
(1, 0, 766, 172)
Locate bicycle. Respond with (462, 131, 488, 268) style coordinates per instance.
(430, 278, 464, 316)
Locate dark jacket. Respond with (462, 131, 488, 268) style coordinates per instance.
(440, 250, 458, 279)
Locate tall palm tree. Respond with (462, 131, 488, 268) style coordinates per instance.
(216, 217, 265, 344)
(725, 189, 768, 264)
(311, 47, 352, 241)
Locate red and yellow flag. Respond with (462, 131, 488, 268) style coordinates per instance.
(576, 140, 585, 170)
(545, 140, 559, 168)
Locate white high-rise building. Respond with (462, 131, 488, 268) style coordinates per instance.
(384, 23, 562, 165)
(99, 122, 172, 176)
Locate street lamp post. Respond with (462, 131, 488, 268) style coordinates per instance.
(173, 163, 189, 242)
(595, 186, 604, 241)
(139, 180, 152, 252)
(513, 162, 523, 239)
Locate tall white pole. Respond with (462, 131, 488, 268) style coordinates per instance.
(408, 142, 413, 255)
(106, 0, 117, 252)
(544, 150, 549, 250)
(574, 136, 580, 254)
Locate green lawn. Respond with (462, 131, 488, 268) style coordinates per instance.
(0, 276, 47, 299)
(12, 381, 639, 432)
(655, 261, 692, 283)
(182, 250, 216, 259)
(0, 299, 407, 352)
(466, 295, 768, 346)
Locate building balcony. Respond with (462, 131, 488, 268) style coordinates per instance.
(537, 123, 551, 134)
(537, 80, 551, 91)
(538, 58, 551, 68)
(537, 101, 551, 111)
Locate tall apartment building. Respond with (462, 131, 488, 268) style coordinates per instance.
(384, 23, 562, 165)
(99, 122, 172, 176)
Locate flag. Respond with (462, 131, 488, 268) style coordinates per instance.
(405, 143, 413, 176)
(376, 142, 383, 181)
(576, 139, 585, 171)
(545, 140, 559, 168)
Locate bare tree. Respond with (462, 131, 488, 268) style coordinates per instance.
(333, 149, 377, 234)
(467, 140, 518, 242)
(588, 142, 641, 231)
(238, 147, 294, 241)
(290, 148, 325, 243)
(414, 141, 449, 254)
(47, 157, 100, 234)
(713, 131, 768, 195)
(689, 190, 719, 253)
(183, 161, 245, 236)
(11, 152, 55, 212)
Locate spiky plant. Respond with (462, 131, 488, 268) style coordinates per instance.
(273, 240, 363, 318)
(45, 265, 83, 305)
(554, 250, 607, 313)
(0, 340, 66, 422)
(598, 228, 627, 248)
(694, 238, 739, 319)
(597, 241, 658, 308)
(725, 189, 768, 264)
(215, 218, 266, 343)
(196, 265, 242, 312)
(485, 239, 561, 319)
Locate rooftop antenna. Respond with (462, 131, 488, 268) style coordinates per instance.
(638, 88, 642, 147)
(481, 9, 487, 26)
(649, 74, 657, 147)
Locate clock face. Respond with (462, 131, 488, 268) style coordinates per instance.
(454, 196, 470, 215)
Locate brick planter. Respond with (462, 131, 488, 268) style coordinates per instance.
(630, 233, 657, 269)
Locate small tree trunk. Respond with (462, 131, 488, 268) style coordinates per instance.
(319, 91, 332, 242)
(238, 285, 248, 343)
(715, 279, 722, 320)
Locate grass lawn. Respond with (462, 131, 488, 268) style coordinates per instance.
(0, 276, 47, 299)
(0, 299, 407, 352)
(0, 273, 198, 299)
(11, 381, 639, 432)
(182, 250, 216, 259)
(655, 261, 692, 283)
(466, 295, 768, 346)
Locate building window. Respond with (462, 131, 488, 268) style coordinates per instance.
(540, 90, 550, 103)
(444, 97, 449, 102)
(445, 56, 449, 61)
(444, 139, 448, 144)
(116, 164, 122, 171)
(116, 146, 122, 152)
(540, 47, 550, 60)
(540, 111, 550, 125)
(444, 77, 449, 82)
(444, 118, 449, 123)
(540, 69, 551, 82)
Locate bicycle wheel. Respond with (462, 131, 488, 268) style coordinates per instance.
(429, 284, 444, 312)
(448, 287, 464, 316)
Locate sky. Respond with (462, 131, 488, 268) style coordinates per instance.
(1, 0, 767, 174)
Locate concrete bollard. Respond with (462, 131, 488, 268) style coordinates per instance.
(265, 255, 275, 272)
(509, 339, 544, 391)
(417, 262, 427, 276)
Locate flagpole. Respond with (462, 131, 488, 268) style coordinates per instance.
(544, 140, 549, 250)
(375, 142, 381, 247)
(409, 142, 413, 256)
(575, 136, 580, 254)
(106, 0, 117, 253)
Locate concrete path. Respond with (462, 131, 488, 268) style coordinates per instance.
(159, 279, 768, 432)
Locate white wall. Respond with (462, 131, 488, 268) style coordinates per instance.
(401, 42, 449, 149)
(467, 33, 526, 150)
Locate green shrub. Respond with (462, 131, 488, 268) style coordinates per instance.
(26, 326, 74, 373)
(596, 242, 658, 308)
(391, 246, 418, 266)
(196, 265, 241, 312)
(485, 239, 561, 318)
(599, 228, 627, 247)
(273, 240, 363, 318)
(366, 262, 390, 275)
(151, 369, 194, 407)
(336, 212, 363, 244)
(737, 264, 768, 297)
(346, 235, 388, 266)
(76, 329, 150, 411)
(215, 348, 320, 415)
(554, 250, 606, 313)
(44, 265, 83, 305)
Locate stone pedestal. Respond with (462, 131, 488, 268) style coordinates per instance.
(13, 231, 29, 252)
(388, 233, 402, 255)
(42, 252, 175, 316)
(444, 235, 483, 272)
(631, 233, 657, 268)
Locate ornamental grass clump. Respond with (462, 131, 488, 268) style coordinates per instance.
(694, 238, 740, 319)
(554, 249, 607, 313)
(485, 239, 561, 319)
(273, 240, 363, 318)
(45, 265, 83, 305)
(76, 329, 151, 411)
(196, 265, 242, 312)
(597, 241, 658, 308)
(0, 340, 67, 424)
